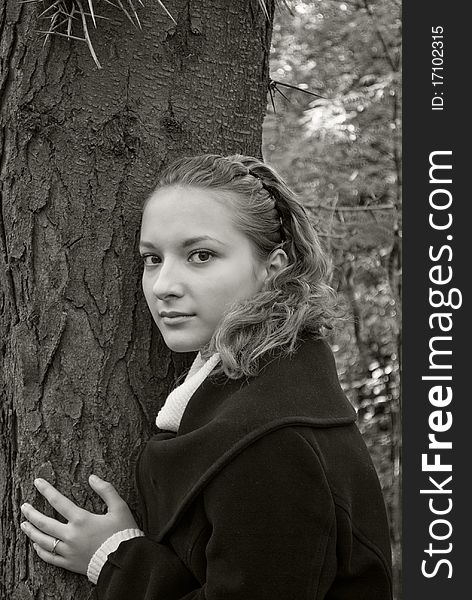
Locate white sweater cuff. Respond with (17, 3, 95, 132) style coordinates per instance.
(87, 528, 145, 584)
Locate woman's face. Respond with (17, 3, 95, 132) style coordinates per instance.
(140, 185, 268, 352)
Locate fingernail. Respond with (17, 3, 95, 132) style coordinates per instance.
(21, 503, 29, 511)
(20, 522, 27, 530)
(34, 478, 45, 487)
(90, 474, 100, 482)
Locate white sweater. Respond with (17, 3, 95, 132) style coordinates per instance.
(87, 352, 220, 584)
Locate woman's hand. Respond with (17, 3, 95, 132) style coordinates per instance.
(20, 474, 139, 576)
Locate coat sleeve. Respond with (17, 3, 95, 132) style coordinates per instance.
(95, 427, 336, 600)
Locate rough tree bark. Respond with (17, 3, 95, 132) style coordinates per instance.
(0, 1, 274, 597)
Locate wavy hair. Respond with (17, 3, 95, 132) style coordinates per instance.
(149, 154, 340, 379)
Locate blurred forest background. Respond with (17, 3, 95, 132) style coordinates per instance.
(262, 0, 402, 595)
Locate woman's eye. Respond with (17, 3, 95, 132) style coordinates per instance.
(141, 254, 161, 266)
(189, 250, 214, 264)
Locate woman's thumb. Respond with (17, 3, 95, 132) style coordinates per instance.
(89, 474, 123, 510)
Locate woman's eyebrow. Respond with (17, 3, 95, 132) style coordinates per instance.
(139, 236, 225, 250)
(181, 236, 225, 248)
(139, 241, 156, 250)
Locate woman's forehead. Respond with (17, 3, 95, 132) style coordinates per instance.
(140, 186, 242, 246)
(145, 185, 234, 213)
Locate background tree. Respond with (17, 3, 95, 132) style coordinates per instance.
(263, 1, 402, 597)
(0, 1, 275, 597)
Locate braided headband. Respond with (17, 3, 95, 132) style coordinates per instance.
(247, 170, 270, 191)
(247, 170, 285, 241)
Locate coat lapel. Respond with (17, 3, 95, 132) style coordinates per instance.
(137, 337, 357, 542)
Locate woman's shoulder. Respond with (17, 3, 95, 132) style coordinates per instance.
(179, 335, 357, 436)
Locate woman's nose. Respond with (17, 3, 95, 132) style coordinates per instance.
(151, 260, 184, 299)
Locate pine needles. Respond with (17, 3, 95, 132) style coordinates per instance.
(27, 0, 273, 68)
(257, 0, 269, 20)
(27, 0, 176, 69)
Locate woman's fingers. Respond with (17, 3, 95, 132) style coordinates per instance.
(20, 475, 138, 576)
(33, 478, 83, 521)
(20, 503, 67, 539)
(21, 521, 66, 557)
(88, 475, 126, 511)
(31, 541, 69, 570)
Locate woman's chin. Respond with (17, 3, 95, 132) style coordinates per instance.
(162, 335, 209, 354)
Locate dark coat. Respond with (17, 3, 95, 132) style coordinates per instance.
(96, 338, 393, 599)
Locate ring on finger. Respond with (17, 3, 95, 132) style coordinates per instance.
(51, 538, 61, 554)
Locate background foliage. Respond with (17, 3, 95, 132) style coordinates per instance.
(262, 0, 402, 596)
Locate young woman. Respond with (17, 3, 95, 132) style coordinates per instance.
(20, 154, 393, 599)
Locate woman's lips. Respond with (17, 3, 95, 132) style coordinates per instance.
(159, 313, 195, 325)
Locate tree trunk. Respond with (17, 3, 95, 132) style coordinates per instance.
(0, 1, 274, 597)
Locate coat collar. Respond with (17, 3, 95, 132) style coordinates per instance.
(137, 337, 357, 541)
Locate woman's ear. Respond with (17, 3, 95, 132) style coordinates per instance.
(265, 248, 289, 279)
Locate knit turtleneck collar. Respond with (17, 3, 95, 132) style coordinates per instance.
(155, 352, 221, 432)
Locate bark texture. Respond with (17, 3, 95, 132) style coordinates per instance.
(0, 1, 274, 597)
